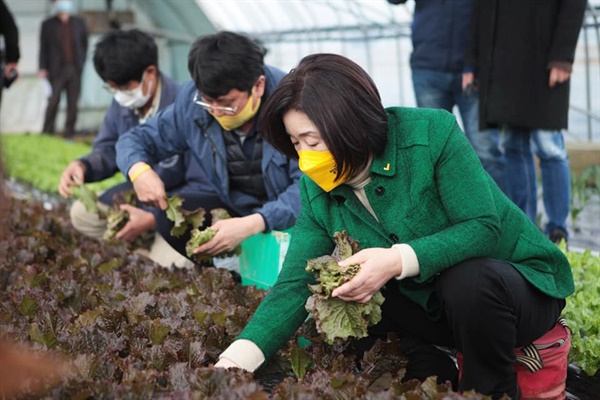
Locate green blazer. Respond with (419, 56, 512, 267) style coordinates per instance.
(238, 107, 573, 360)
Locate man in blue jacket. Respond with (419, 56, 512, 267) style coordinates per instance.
(58, 29, 202, 267)
(116, 31, 302, 260)
(387, 0, 505, 190)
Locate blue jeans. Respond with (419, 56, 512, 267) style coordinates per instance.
(501, 127, 571, 236)
(412, 68, 505, 190)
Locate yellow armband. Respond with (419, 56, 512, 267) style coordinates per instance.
(130, 164, 151, 182)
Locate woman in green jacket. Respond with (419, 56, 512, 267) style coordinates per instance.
(215, 54, 573, 399)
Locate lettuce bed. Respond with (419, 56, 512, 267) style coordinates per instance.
(1, 133, 124, 194)
(2, 133, 600, 398)
(561, 243, 600, 376)
(1, 198, 491, 399)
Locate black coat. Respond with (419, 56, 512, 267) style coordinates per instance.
(0, 0, 19, 63)
(466, 0, 586, 131)
(39, 15, 88, 77)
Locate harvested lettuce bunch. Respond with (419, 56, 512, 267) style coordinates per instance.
(103, 190, 153, 249)
(305, 231, 385, 345)
(185, 208, 242, 265)
(102, 190, 136, 241)
(165, 194, 206, 237)
(73, 176, 104, 218)
(74, 183, 152, 248)
(103, 207, 128, 241)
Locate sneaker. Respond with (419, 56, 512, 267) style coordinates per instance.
(549, 228, 568, 245)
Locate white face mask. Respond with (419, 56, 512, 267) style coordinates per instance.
(53, 0, 74, 14)
(113, 75, 153, 110)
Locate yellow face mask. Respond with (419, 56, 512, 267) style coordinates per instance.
(298, 150, 348, 192)
(212, 88, 261, 131)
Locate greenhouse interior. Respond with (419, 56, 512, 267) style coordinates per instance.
(0, 0, 599, 399)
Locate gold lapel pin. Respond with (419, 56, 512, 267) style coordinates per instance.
(383, 163, 390, 171)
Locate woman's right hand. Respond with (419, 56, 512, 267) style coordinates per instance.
(129, 162, 168, 210)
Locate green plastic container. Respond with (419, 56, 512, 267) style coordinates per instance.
(239, 230, 291, 289)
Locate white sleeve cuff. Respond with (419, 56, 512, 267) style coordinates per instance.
(392, 243, 420, 280)
(218, 339, 265, 372)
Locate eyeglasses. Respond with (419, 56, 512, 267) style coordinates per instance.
(193, 91, 238, 116)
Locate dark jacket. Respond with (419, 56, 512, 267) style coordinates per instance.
(39, 14, 88, 76)
(79, 72, 197, 191)
(466, 0, 586, 130)
(115, 66, 302, 232)
(388, 0, 473, 73)
(0, 0, 19, 63)
(238, 108, 573, 360)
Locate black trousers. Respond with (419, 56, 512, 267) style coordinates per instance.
(98, 181, 133, 205)
(370, 258, 565, 400)
(43, 64, 81, 136)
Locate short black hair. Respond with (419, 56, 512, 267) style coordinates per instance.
(93, 29, 158, 85)
(260, 53, 388, 181)
(187, 31, 266, 98)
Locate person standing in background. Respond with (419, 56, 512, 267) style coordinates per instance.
(0, 0, 20, 107)
(386, 0, 505, 190)
(38, 0, 88, 139)
(464, 0, 587, 244)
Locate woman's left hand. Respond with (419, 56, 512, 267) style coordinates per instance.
(331, 247, 402, 303)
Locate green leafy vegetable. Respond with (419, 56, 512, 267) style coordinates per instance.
(186, 227, 218, 264)
(185, 208, 241, 264)
(561, 242, 600, 376)
(72, 176, 102, 216)
(19, 294, 38, 317)
(289, 345, 311, 380)
(103, 207, 128, 241)
(102, 190, 153, 249)
(149, 319, 171, 345)
(305, 231, 385, 344)
(306, 293, 384, 345)
(1, 133, 124, 193)
(0, 197, 500, 399)
(165, 194, 206, 237)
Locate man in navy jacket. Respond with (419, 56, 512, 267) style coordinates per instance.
(116, 31, 302, 260)
(59, 29, 203, 267)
